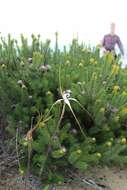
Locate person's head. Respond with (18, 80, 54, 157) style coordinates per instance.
(110, 23, 116, 35)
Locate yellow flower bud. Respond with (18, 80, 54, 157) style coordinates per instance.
(121, 91, 127, 97)
(19, 169, 24, 175)
(111, 65, 119, 75)
(1, 64, 6, 68)
(65, 60, 70, 65)
(96, 99, 101, 103)
(46, 91, 52, 95)
(120, 107, 127, 115)
(79, 63, 83, 67)
(90, 58, 95, 63)
(77, 149, 82, 154)
(106, 141, 112, 147)
(91, 137, 96, 143)
(100, 107, 105, 113)
(113, 85, 120, 93)
(92, 72, 97, 80)
(121, 138, 127, 145)
(94, 60, 98, 65)
(96, 152, 102, 158)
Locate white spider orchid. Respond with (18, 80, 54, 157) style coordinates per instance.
(26, 63, 92, 140)
(62, 90, 71, 105)
(43, 64, 92, 138)
(25, 63, 92, 177)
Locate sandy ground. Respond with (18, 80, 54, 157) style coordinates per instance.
(0, 166, 127, 190)
(95, 166, 127, 190)
(56, 166, 127, 190)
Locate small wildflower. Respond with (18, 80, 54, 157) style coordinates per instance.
(77, 81, 82, 85)
(61, 147, 67, 153)
(107, 104, 118, 113)
(39, 65, 45, 71)
(102, 81, 107, 85)
(28, 58, 32, 64)
(17, 80, 23, 85)
(46, 65, 51, 70)
(22, 84, 27, 89)
(39, 64, 51, 72)
(71, 129, 77, 135)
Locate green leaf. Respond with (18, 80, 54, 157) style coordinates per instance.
(33, 154, 47, 166)
(68, 151, 81, 164)
(75, 161, 88, 171)
(51, 149, 66, 159)
(42, 185, 50, 190)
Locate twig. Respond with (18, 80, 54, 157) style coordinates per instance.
(16, 128, 21, 170)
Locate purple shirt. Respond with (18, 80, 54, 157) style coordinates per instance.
(102, 34, 124, 55)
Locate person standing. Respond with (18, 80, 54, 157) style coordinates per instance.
(102, 23, 124, 57)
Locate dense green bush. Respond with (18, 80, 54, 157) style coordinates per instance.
(1, 34, 127, 184)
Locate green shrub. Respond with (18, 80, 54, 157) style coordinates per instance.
(0, 34, 127, 184)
